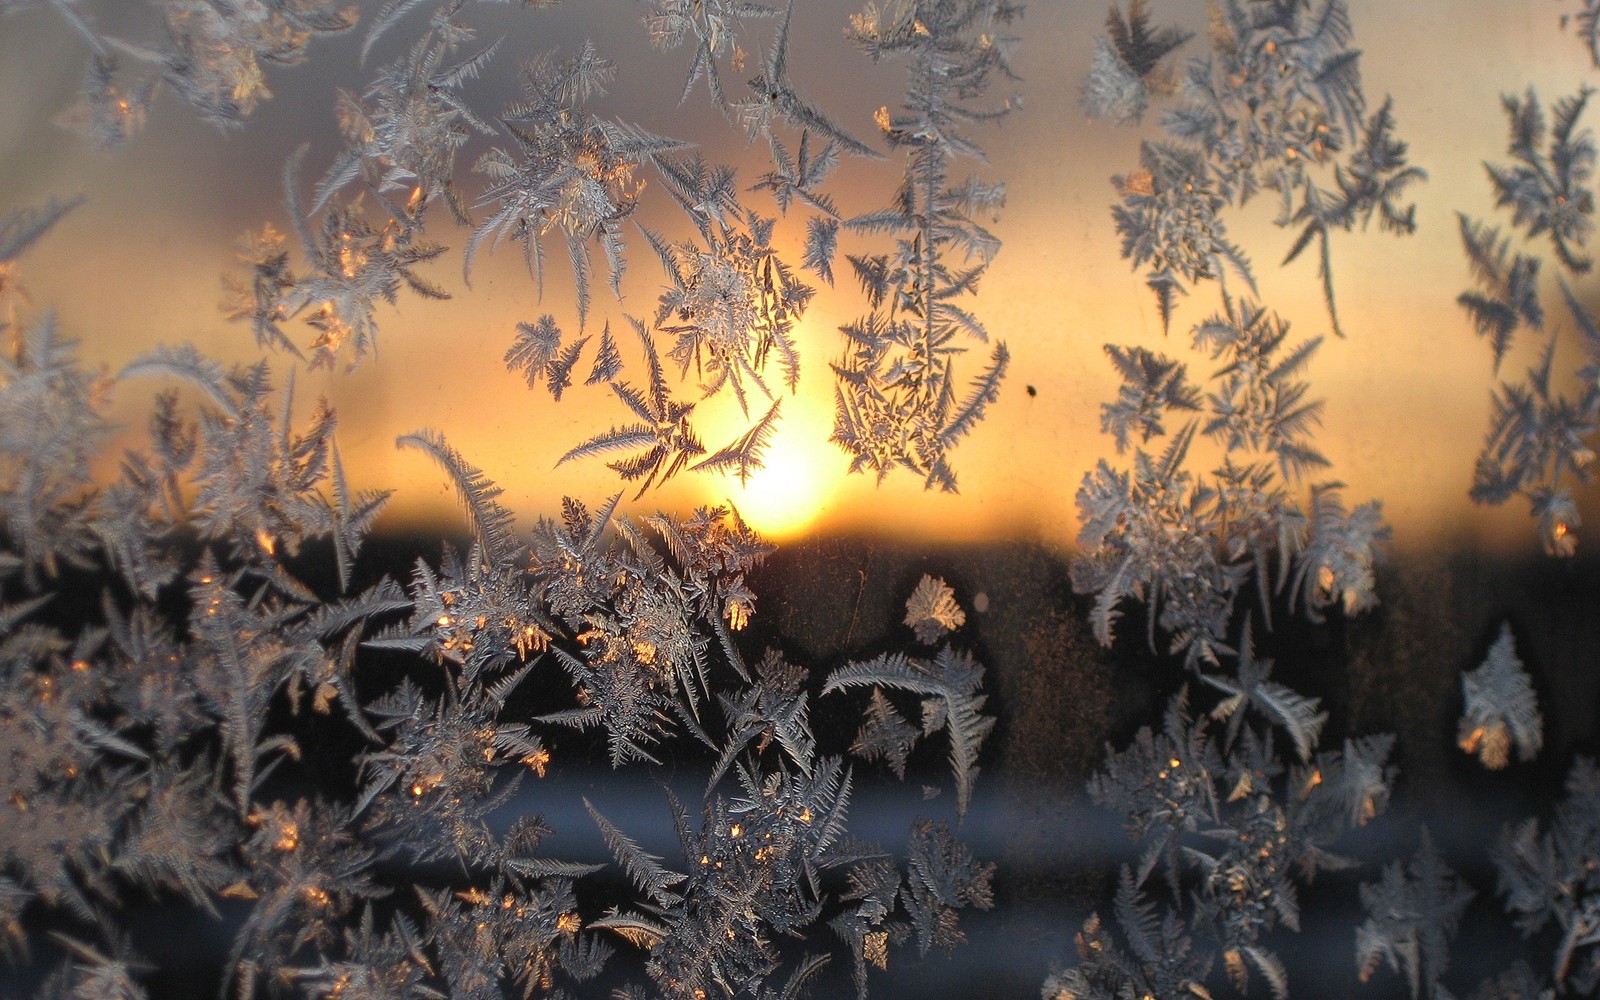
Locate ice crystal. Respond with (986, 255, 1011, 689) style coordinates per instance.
(830, 0, 1020, 492)
(1072, 679, 1395, 1000)
(646, 154, 812, 410)
(1042, 869, 1212, 1000)
(1081, 1, 1190, 125)
(532, 139, 825, 493)
(557, 318, 706, 497)
(53, 54, 158, 152)
(1288, 481, 1388, 621)
(227, 797, 383, 994)
(695, 398, 783, 486)
(1088, 690, 1223, 858)
(504, 313, 564, 389)
(1494, 758, 1600, 993)
(825, 634, 993, 821)
(506, 312, 621, 401)
(1102, 0, 1423, 335)
(0, 312, 108, 582)
(1457, 214, 1545, 372)
(1072, 426, 1239, 666)
(1470, 329, 1598, 556)
(752, 129, 841, 222)
(468, 42, 686, 325)
(121, 349, 377, 570)
(586, 757, 862, 998)
(359, 0, 560, 62)
(1099, 345, 1201, 453)
(318, 23, 499, 221)
(1565, 0, 1600, 67)
(1458, 622, 1543, 770)
(736, 0, 879, 159)
(27, 0, 357, 148)
(851, 688, 917, 780)
(1486, 88, 1596, 274)
(158, 0, 358, 125)
(1458, 88, 1600, 553)
(901, 818, 995, 956)
(223, 149, 449, 369)
(1280, 98, 1425, 338)
(1105, 0, 1188, 81)
(1112, 140, 1255, 330)
(1084, 35, 1149, 128)
(1356, 829, 1475, 1000)
(903, 573, 965, 645)
(1200, 617, 1326, 762)
(635, 0, 777, 108)
(1075, 297, 1388, 666)
(1196, 298, 1328, 480)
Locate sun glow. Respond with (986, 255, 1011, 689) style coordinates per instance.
(700, 395, 841, 541)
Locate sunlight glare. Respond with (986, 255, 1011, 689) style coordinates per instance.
(703, 399, 840, 540)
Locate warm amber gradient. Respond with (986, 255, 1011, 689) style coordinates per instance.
(1, 1, 1595, 554)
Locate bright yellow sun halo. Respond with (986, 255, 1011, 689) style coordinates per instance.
(699, 396, 839, 540)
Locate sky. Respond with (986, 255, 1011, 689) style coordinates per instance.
(1, 0, 1596, 555)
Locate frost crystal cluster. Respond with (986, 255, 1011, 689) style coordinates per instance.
(0, 1, 1016, 994)
(9, 3, 1600, 1000)
(1090, 0, 1424, 336)
(828, 0, 1021, 492)
(1458, 86, 1600, 554)
(0, 189, 999, 995)
(1457, 623, 1543, 771)
(1049, 6, 1600, 1000)
(1072, 1, 1410, 678)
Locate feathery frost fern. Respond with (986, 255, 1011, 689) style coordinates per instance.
(828, 0, 1021, 492)
(1095, 0, 1423, 337)
(1459, 86, 1600, 554)
(1458, 623, 1543, 771)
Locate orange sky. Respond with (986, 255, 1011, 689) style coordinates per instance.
(1, 1, 1596, 554)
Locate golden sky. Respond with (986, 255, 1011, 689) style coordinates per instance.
(1, 0, 1596, 554)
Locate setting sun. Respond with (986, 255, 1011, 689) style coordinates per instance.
(698, 392, 841, 540)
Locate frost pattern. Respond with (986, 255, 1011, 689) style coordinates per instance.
(1458, 622, 1543, 770)
(829, 0, 1021, 492)
(0, 164, 998, 995)
(1458, 88, 1600, 554)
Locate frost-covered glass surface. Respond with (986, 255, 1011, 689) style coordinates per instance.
(3, 3, 1600, 999)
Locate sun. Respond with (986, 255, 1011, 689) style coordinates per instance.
(700, 398, 840, 540)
